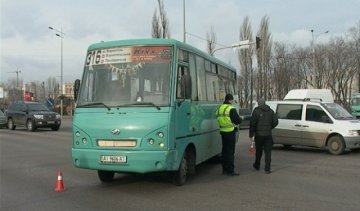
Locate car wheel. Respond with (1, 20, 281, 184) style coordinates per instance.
(7, 118, 15, 130)
(27, 120, 36, 132)
(51, 125, 60, 131)
(327, 136, 345, 155)
(97, 170, 115, 183)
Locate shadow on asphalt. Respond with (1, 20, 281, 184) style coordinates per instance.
(272, 145, 354, 155)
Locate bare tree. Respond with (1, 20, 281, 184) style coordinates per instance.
(347, 21, 360, 93)
(237, 16, 254, 108)
(7, 77, 24, 102)
(256, 15, 272, 100)
(158, 0, 170, 38)
(151, 0, 170, 38)
(270, 28, 359, 108)
(151, 9, 162, 38)
(46, 77, 58, 99)
(325, 37, 357, 109)
(272, 42, 292, 99)
(207, 25, 217, 55)
(308, 43, 329, 89)
(287, 47, 309, 90)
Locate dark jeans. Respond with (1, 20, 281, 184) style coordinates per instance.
(254, 135, 273, 171)
(221, 131, 236, 173)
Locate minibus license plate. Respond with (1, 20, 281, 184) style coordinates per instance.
(100, 155, 127, 163)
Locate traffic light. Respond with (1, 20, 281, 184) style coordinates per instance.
(256, 36, 261, 49)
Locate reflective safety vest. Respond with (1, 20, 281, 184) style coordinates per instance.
(216, 104, 235, 132)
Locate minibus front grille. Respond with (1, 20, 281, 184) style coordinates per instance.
(97, 140, 137, 147)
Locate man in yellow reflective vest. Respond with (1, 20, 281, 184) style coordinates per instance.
(216, 94, 242, 176)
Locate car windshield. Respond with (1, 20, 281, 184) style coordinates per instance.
(77, 45, 172, 108)
(28, 103, 50, 111)
(322, 103, 354, 120)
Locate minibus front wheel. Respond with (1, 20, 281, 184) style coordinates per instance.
(172, 148, 195, 186)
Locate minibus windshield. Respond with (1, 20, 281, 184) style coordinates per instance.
(77, 46, 172, 107)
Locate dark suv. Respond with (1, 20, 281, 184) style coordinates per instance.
(5, 101, 61, 131)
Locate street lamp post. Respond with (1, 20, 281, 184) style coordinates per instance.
(212, 37, 260, 55)
(311, 29, 329, 88)
(8, 70, 21, 101)
(212, 38, 259, 109)
(42, 81, 46, 102)
(212, 39, 252, 54)
(48, 26, 64, 119)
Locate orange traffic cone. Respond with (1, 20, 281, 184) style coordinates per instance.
(248, 141, 256, 155)
(55, 170, 65, 192)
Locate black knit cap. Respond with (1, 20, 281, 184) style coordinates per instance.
(225, 94, 234, 101)
(258, 98, 265, 106)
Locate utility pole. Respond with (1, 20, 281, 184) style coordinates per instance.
(8, 70, 21, 101)
(8, 70, 21, 89)
(42, 81, 46, 102)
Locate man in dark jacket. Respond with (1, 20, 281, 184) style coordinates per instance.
(216, 94, 242, 176)
(249, 98, 278, 174)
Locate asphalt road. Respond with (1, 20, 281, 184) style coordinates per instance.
(1, 118, 360, 211)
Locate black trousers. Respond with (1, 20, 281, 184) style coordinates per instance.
(221, 131, 236, 173)
(254, 135, 273, 171)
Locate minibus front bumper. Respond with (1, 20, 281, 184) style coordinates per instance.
(72, 148, 177, 173)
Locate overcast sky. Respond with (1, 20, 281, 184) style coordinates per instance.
(1, 0, 359, 85)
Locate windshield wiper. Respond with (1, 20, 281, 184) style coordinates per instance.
(128, 102, 161, 110)
(77, 102, 111, 111)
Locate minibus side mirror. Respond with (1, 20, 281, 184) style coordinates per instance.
(74, 79, 80, 101)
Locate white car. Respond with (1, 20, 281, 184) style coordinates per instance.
(267, 100, 360, 155)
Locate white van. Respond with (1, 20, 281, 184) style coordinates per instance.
(284, 89, 334, 103)
(267, 99, 360, 155)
